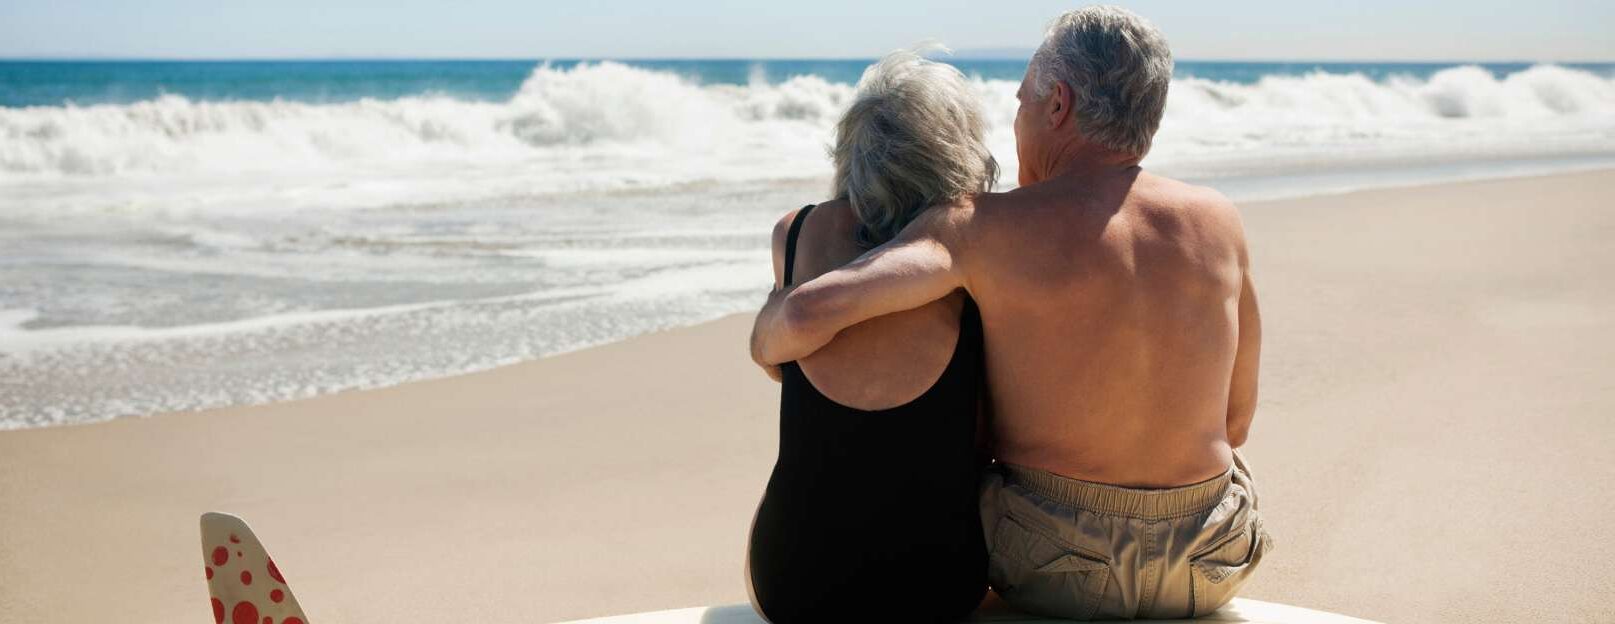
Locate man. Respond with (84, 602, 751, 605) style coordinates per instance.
(750, 6, 1269, 620)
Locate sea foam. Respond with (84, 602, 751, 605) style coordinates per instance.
(2, 62, 1611, 215)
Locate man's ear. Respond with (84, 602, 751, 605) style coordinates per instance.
(1048, 80, 1074, 130)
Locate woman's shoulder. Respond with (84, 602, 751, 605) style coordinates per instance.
(771, 198, 851, 232)
(769, 200, 856, 253)
(770, 200, 860, 286)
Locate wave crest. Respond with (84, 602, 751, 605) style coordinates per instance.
(1, 62, 1611, 201)
(0, 62, 859, 178)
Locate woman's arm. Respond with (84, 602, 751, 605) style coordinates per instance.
(750, 204, 969, 367)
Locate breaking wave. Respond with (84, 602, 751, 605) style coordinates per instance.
(1, 61, 1611, 207)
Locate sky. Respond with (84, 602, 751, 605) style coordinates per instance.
(2, 0, 1612, 62)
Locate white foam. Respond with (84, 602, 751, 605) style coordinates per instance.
(0, 258, 773, 428)
(0, 284, 611, 356)
(0, 62, 851, 216)
(0, 308, 39, 331)
(0, 246, 770, 358)
(2, 63, 1611, 217)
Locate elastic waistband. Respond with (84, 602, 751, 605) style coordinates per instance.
(998, 462, 1234, 520)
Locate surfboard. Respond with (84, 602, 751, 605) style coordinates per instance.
(197, 512, 1377, 624)
(558, 600, 1382, 624)
(199, 512, 310, 624)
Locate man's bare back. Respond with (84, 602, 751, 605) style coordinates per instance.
(965, 167, 1257, 487)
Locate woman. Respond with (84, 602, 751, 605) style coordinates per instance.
(745, 49, 998, 623)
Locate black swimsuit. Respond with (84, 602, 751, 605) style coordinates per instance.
(747, 205, 988, 623)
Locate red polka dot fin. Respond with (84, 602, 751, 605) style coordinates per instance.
(200, 512, 310, 624)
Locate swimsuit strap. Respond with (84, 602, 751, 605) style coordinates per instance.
(782, 204, 816, 285)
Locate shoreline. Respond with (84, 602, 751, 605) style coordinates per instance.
(6, 164, 1614, 431)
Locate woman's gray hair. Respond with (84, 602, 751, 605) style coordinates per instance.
(832, 47, 998, 248)
(1029, 5, 1173, 157)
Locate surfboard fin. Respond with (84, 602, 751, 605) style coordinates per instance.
(200, 512, 310, 624)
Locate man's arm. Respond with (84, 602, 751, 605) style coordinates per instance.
(750, 204, 970, 367)
(1226, 267, 1261, 448)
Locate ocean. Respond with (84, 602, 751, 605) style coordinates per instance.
(3, 59, 1614, 428)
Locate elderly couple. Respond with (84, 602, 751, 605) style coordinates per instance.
(744, 6, 1271, 623)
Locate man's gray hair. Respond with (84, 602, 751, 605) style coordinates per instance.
(832, 48, 998, 248)
(1029, 5, 1173, 157)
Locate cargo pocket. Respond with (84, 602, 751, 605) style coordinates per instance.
(988, 512, 1111, 621)
(1189, 516, 1270, 617)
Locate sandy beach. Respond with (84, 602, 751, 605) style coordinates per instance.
(2, 170, 1613, 623)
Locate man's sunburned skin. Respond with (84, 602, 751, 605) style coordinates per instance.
(751, 72, 1261, 490)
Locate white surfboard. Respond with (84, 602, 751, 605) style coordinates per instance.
(196, 512, 1376, 624)
(199, 512, 310, 624)
(558, 600, 1381, 624)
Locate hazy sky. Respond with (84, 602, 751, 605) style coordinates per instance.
(3, 0, 1612, 61)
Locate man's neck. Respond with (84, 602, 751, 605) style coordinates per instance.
(1040, 141, 1142, 183)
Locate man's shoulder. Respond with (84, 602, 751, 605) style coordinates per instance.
(1136, 174, 1252, 271)
(1141, 171, 1235, 211)
(954, 190, 1032, 226)
(903, 196, 982, 239)
(922, 193, 1019, 252)
(1140, 173, 1244, 234)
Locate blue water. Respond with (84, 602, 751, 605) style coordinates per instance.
(4, 59, 1614, 107)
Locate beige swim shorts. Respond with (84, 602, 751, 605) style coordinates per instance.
(979, 450, 1271, 620)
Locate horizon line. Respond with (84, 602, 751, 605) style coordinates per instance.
(3, 55, 1613, 64)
